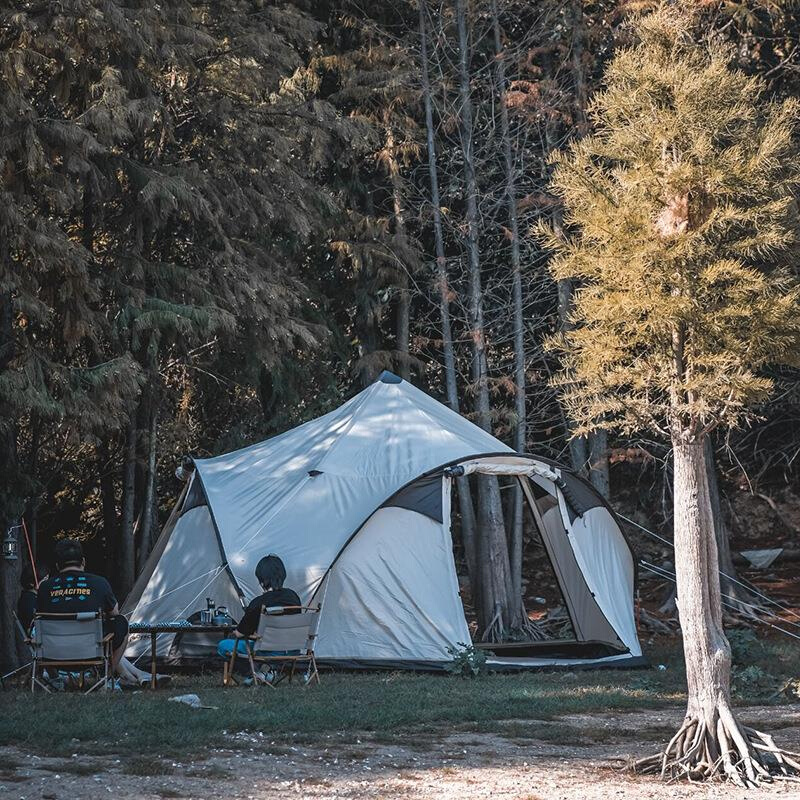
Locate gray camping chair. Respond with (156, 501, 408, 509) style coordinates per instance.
(31, 612, 113, 694)
(224, 605, 321, 687)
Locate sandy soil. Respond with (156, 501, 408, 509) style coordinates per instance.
(3, 706, 800, 800)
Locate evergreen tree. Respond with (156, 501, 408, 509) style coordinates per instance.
(542, 8, 800, 785)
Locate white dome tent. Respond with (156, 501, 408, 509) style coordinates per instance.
(124, 371, 644, 669)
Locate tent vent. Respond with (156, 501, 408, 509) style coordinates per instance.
(308, 469, 324, 477)
(378, 370, 402, 384)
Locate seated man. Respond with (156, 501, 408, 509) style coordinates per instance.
(36, 539, 128, 670)
(218, 554, 301, 680)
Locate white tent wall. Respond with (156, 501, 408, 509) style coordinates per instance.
(316, 496, 470, 662)
(125, 504, 242, 659)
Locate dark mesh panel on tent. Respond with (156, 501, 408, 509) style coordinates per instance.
(382, 473, 443, 522)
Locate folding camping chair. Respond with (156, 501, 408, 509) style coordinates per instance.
(223, 605, 321, 687)
(31, 612, 113, 694)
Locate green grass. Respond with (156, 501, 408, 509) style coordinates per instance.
(1, 637, 795, 757)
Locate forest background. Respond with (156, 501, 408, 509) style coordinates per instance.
(1, 0, 799, 668)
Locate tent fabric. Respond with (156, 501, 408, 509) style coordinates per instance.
(522, 481, 623, 647)
(382, 473, 444, 523)
(192, 378, 507, 605)
(125, 373, 642, 668)
(127, 503, 241, 659)
(559, 498, 641, 657)
(316, 501, 471, 661)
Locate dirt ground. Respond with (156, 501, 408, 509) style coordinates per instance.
(3, 705, 800, 800)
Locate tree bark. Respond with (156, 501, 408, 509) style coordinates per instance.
(0, 289, 25, 673)
(491, 0, 526, 613)
(136, 406, 158, 575)
(455, 0, 523, 639)
(385, 123, 411, 381)
(419, 0, 478, 585)
(589, 428, 610, 498)
(98, 440, 118, 579)
(119, 411, 138, 600)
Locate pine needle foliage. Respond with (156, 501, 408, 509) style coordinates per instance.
(539, 7, 800, 443)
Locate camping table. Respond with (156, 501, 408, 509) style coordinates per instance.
(129, 624, 236, 689)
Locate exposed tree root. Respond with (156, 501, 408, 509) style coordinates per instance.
(634, 709, 800, 788)
(479, 608, 549, 643)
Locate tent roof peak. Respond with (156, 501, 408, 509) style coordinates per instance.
(378, 370, 403, 384)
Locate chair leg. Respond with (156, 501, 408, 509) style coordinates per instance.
(225, 645, 239, 687)
(245, 643, 262, 685)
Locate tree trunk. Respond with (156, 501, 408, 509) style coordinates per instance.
(419, 0, 478, 584)
(385, 123, 411, 381)
(0, 288, 26, 673)
(137, 406, 158, 575)
(491, 0, 526, 614)
(99, 441, 118, 579)
(455, 0, 523, 639)
(638, 439, 783, 786)
(589, 429, 610, 498)
(119, 412, 138, 600)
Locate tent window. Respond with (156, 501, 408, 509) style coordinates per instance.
(382, 473, 442, 523)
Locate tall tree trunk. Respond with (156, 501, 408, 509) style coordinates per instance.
(137, 406, 158, 575)
(570, 0, 609, 493)
(642, 438, 771, 786)
(99, 441, 118, 579)
(419, 0, 478, 587)
(455, 0, 522, 639)
(119, 412, 137, 600)
(0, 289, 24, 673)
(385, 123, 411, 381)
(491, 0, 526, 613)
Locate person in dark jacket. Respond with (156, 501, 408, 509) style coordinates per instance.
(217, 554, 301, 679)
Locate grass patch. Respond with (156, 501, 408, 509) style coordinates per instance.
(0, 637, 794, 758)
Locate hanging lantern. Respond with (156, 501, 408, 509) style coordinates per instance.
(3, 526, 18, 561)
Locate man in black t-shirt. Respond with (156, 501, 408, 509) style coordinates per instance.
(36, 539, 129, 667)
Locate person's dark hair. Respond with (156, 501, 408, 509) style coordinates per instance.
(20, 563, 47, 590)
(54, 539, 84, 569)
(255, 554, 286, 591)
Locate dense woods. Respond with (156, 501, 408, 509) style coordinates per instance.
(2, 0, 799, 693)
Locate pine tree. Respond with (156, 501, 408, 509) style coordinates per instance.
(541, 8, 800, 785)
